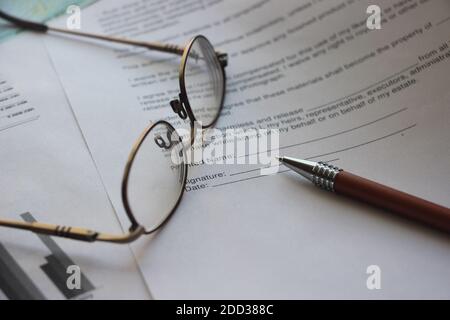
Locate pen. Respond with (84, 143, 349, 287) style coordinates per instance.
(277, 156, 450, 233)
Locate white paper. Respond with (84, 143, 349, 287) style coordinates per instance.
(0, 33, 150, 299)
(45, 0, 450, 298)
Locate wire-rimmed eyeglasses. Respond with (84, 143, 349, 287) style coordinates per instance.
(0, 10, 227, 243)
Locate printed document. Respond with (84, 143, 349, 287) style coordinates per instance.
(45, 0, 450, 298)
(0, 33, 150, 299)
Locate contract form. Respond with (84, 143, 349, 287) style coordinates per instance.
(0, 33, 150, 299)
(44, 0, 450, 298)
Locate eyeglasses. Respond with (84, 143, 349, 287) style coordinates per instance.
(0, 10, 227, 243)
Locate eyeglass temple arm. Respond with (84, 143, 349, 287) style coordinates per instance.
(0, 9, 184, 55)
(0, 217, 145, 244)
(0, 10, 228, 66)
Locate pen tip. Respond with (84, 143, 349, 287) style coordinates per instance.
(275, 156, 283, 162)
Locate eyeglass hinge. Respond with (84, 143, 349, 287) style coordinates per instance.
(170, 98, 187, 119)
(217, 52, 228, 68)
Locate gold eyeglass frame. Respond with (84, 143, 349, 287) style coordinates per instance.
(0, 10, 227, 243)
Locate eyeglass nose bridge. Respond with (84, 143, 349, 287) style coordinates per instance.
(170, 95, 187, 120)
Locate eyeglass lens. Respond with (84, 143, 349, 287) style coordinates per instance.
(125, 121, 186, 233)
(184, 37, 224, 127)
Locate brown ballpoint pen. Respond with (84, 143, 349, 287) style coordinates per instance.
(277, 157, 450, 233)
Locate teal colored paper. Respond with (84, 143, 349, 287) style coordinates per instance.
(0, 0, 96, 42)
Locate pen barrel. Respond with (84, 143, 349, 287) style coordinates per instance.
(334, 171, 450, 233)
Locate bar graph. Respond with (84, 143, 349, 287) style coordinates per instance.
(21, 212, 95, 299)
(0, 243, 46, 300)
(0, 212, 95, 300)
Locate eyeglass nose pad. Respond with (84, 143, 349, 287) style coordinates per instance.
(154, 133, 173, 150)
(170, 99, 187, 120)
